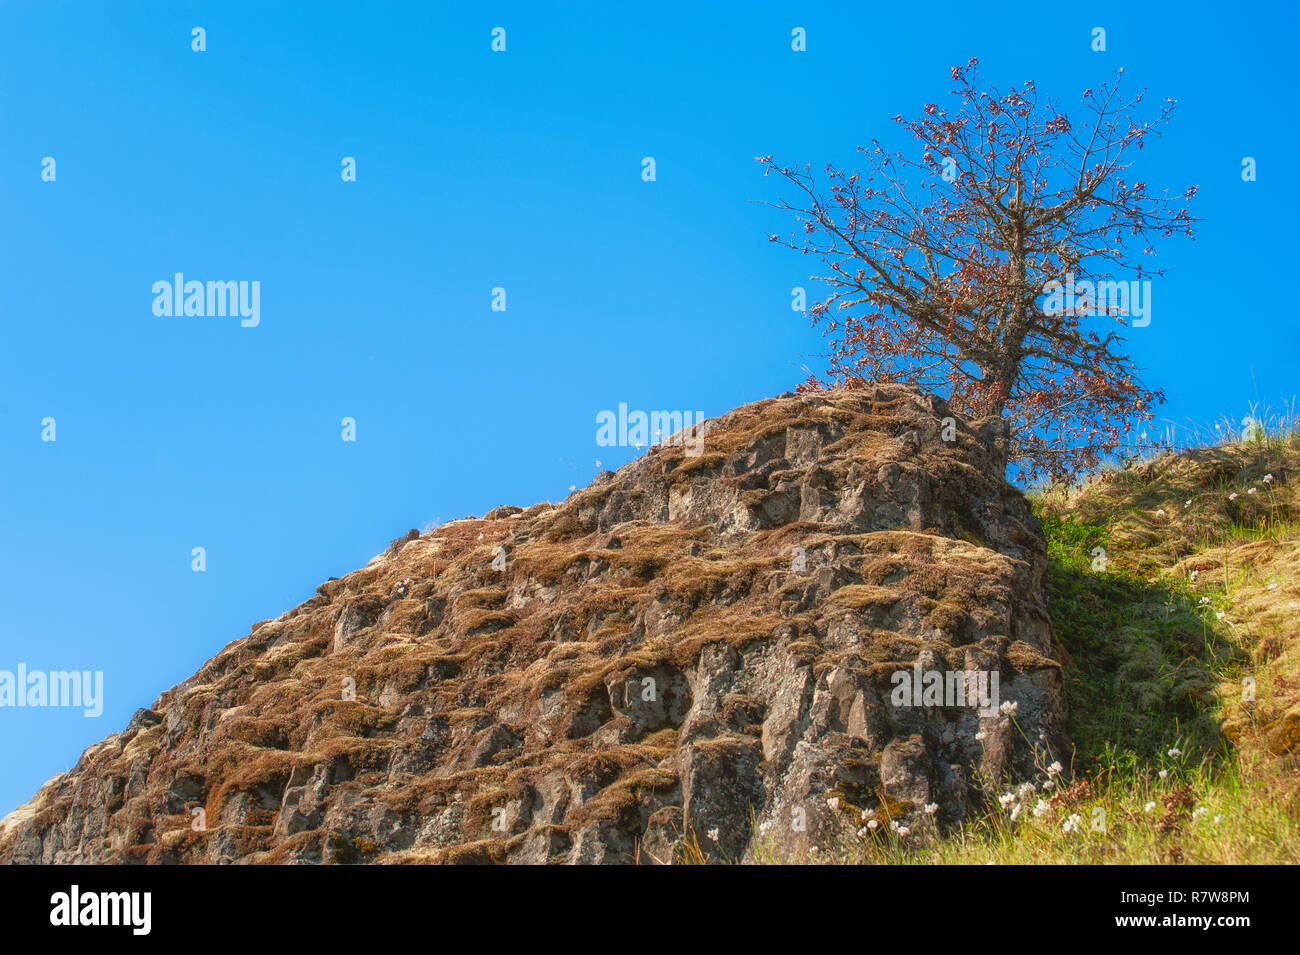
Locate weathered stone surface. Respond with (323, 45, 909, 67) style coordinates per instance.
(0, 384, 1066, 864)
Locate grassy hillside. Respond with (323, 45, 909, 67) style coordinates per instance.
(762, 425, 1300, 865)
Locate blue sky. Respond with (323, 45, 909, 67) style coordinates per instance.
(1, 0, 1296, 814)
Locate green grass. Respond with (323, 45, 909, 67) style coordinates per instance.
(1037, 509, 1237, 772)
(682, 425, 1300, 865)
(829, 756, 1298, 864)
(813, 439, 1300, 865)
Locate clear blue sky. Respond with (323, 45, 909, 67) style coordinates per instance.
(2, 0, 1296, 815)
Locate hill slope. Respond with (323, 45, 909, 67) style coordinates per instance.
(844, 431, 1300, 864)
(0, 385, 1066, 864)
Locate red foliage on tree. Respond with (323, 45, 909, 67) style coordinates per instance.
(758, 58, 1198, 483)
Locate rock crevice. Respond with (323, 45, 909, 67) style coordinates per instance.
(0, 384, 1066, 864)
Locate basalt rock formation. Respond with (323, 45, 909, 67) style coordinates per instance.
(0, 384, 1067, 864)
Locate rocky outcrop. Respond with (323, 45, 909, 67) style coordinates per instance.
(0, 384, 1067, 864)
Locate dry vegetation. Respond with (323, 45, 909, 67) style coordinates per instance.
(790, 425, 1300, 865)
(3, 387, 1056, 865)
(13, 388, 1292, 865)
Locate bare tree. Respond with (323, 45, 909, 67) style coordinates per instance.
(759, 57, 1198, 482)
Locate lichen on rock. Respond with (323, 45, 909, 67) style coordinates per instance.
(0, 384, 1067, 864)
